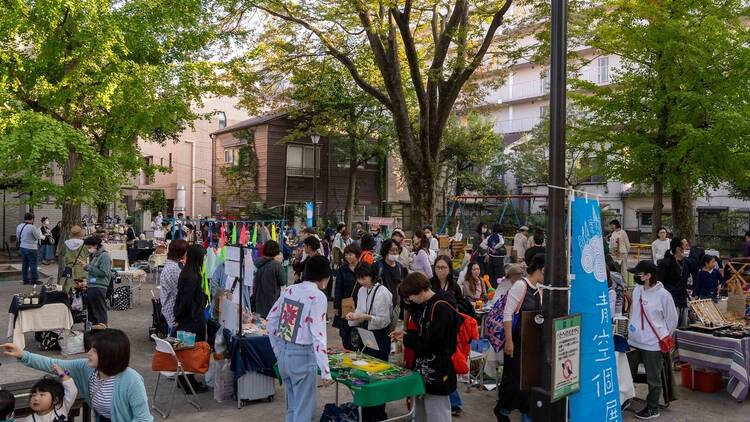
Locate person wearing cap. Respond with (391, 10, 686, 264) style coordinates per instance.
(391, 229, 412, 268)
(626, 260, 678, 420)
(59, 225, 88, 293)
(496, 264, 526, 301)
(267, 255, 333, 422)
(512, 226, 529, 263)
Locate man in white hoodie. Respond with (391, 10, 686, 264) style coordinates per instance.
(626, 260, 678, 420)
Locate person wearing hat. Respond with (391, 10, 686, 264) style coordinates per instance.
(626, 260, 678, 420)
(60, 225, 88, 293)
(496, 264, 526, 301)
(512, 226, 529, 263)
(267, 255, 333, 422)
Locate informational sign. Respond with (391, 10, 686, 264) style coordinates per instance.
(552, 314, 581, 401)
(569, 194, 622, 421)
(306, 202, 314, 228)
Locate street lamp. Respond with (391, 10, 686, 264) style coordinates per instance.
(311, 133, 320, 228)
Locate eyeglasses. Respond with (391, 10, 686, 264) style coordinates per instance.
(435, 265, 450, 270)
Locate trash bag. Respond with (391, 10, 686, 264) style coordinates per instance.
(213, 358, 234, 403)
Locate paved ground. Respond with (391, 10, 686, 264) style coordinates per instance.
(2, 261, 750, 421)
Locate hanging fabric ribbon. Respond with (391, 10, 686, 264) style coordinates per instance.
(239, 223, 248, 245)
(171, 221, 176, 240)
(251, 223, 258, 245)
(208, 222, 214, 248)
(178, 223, 183, 240)
(219, 223, 227, 260)
(201, 256, 211, 306)
(271, 223, 277, 241)
(231, 223, 238, 245)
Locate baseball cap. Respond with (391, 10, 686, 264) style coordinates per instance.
(627, 260, 657, 276)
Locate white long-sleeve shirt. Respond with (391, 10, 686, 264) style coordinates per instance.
(651, 238, 670, 262)
(26, 377, 78, 422)
(627, 282, 678, 352)
(348, 283, 393, 331)
(267, 281, 331, 380)
(609, 229, 630, 257)
(503, 278, 542, 322)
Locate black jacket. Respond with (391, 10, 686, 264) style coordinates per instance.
(251, 256, 284, 318)
(173, 271, 207, 341)
(404, 290, 460, 395)
(657, 251, 689, 308)
(334, 264, 358, 312)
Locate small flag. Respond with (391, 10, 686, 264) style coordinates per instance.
(271, 223, 277, 241)
(231, 223, 238, 245)
(239, 223, 247, 244)
(252, 223, 258, 244)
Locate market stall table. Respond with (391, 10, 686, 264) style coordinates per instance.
(3, 379, 91, 422)
(222, 329, 278, 408)
(329, 352, 426, 422)
(7, 293, 73, 349)
(675, 329, 750, 401)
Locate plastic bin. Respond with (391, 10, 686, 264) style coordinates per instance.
(680, 364, 723, 393)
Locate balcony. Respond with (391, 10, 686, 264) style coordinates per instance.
(494, 116, 543, 133)
(485, 68, 609, 105)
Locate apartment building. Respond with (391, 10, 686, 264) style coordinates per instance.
(474, 8, 750, 242)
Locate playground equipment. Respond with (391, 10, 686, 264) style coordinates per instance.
(438, 194, 547, 235)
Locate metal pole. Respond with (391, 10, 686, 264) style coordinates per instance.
(312, 145, 318, 228)
(535, 0, 569, 420)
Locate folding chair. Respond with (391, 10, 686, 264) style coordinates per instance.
(150, 334, 201, 418)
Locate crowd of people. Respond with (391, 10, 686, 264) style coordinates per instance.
(7, 210, 748, 422)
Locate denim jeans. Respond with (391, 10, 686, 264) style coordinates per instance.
(277, 340, 317, 422)
(449, 389, 462, 407)
(20, 247, 39, 283)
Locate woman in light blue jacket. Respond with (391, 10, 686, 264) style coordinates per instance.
(2, 329, 152, 422)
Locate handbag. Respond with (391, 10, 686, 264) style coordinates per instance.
(61, 329, 85, 355)
(340, 282, 358, 318)
(62, 246, 85, 280)
(640, 296, 675, 353)
(152, 341, 211, 374)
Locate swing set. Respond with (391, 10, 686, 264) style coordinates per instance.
(438, 194, 548, 235)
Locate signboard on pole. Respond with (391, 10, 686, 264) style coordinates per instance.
(569, 194, 622, 421)
(552, 314, 581, 401)
(305, 202, 314, 228)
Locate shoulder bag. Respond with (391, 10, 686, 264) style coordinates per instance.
(640, 295, 675, 353)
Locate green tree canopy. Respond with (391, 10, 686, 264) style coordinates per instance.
(0, 0, 220, 228)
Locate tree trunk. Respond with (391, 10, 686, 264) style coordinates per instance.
(671, 186, 695, 243)
(652, 179, 664, 239)
(96, 203, 108, 224)
(61, 153, 81, 234)
(345, 159, 358, 231)
(407, 171, 436, 229)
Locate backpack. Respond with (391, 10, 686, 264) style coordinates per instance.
(484, 281, 527, 353)
(429, 300, 477, 375)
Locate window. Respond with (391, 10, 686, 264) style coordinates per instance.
(224, 148, 234, 164)
(217, 111, 227, 129)
(160, 157, 164, 166)
(540, 69, 550, 93)
(539, 105, 549, 118)
(286, 144, 320, 177)
(143, 157, 153, 185)
(598, 56, 610, 84)
(168, 153, 173, 170)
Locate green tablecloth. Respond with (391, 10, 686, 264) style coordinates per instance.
(330, 354, 426, 408)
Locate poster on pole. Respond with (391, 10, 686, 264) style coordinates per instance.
(552, 314, 581, 401)
(306, 202, 314, 228)
(568, 194, 622, 421)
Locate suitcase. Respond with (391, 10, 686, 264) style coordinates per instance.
(237, 371, 275, 403)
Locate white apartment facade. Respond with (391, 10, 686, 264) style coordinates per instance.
(475, 19, 750, 241)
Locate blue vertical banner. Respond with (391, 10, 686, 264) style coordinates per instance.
(305, 202, 314, 228)
(569, 194, 622, 422)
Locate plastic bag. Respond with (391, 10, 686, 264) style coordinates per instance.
(61, 330, 85, 355)
(214, 326, 227, 357)
(205, 356, 218, 388)
(213, 358, 234, 403)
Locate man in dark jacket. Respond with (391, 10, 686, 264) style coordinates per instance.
(657, 238, 689, 327)
(392, 272, 460, 422)
(251, 240, 284, 318)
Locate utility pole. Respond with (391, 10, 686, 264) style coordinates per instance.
(531, 0, 569, 420)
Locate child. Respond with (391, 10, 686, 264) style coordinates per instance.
(27, 364, 78, 422)
(0, 390, 15, 421)
(266, 255, 332, 422)
(694, 254, 724, 303)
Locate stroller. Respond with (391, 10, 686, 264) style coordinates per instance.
(150, 290, 169, 340)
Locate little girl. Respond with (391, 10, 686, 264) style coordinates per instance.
(26, 365, 78, 422)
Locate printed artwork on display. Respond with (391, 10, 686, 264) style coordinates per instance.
(277, 298, 304, 343)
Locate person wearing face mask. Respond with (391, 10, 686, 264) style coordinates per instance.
(423, 225, 439, 259)
(657, 238, 690, 328)
(473, 223, 489, 276)
(159, 239, 188, 335)
(627, 261, 678, 420)
(79, 236, 112, 328)
(494, 254, 544, 422)
(251, 240, 285, 318)
(377, 239, 405, 297)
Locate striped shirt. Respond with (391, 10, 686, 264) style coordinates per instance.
(159, 259, 182, 326)
(89, 372, 116, 418)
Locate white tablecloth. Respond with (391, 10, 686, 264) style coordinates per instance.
(8, 303, 74, 349)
